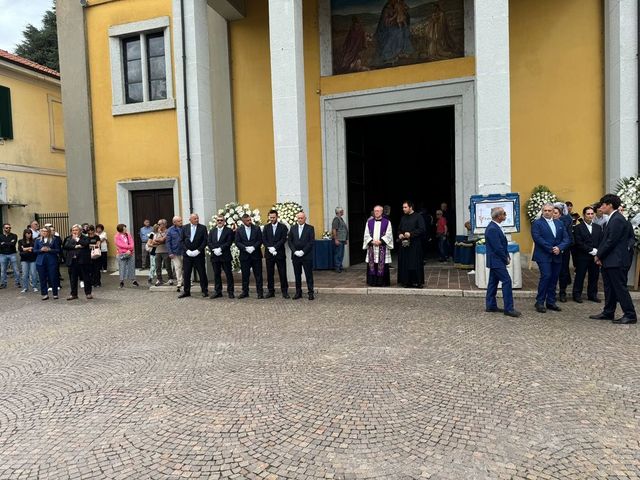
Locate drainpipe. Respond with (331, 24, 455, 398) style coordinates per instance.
(180, 0, 194, 214)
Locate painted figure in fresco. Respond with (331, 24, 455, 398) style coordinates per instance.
(337, 16, 370, 73)
(424, 2, 457, 59)
(374, 0, 414, 66)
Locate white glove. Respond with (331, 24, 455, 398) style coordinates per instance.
(214, 248, 222, 256)
(187, 249, 198, 257)
(294, 250, 304, 257)
(246, 246, 255, 254)
(268, 247, 277, 255)
(590, 248, 597, 256)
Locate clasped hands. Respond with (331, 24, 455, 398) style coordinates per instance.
(294, 250, 304, 257)
(245, 246, 255, 254)
(186, 249, 200, 257)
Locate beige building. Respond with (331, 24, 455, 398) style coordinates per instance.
(0, 49, 67, 231)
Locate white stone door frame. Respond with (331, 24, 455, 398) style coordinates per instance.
(320, 78, 476, 266)
(116, 179, 181, 232)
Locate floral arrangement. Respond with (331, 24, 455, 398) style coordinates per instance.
(525, 185, 558, 223)
(322, 230, 332, 240)
(271, 201, 303, 227)
(616, 177, 640, 246)
(209, 202, 261, 271)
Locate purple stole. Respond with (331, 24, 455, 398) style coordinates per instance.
(367, 218, 389, 277)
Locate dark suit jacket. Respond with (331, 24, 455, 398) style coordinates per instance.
(262, 222, 289, 260)
(207, 226, 234, 262)
(235, 224, 263, 261)
(572, 222, 603, 260)
(63, 235, 91, 266)
(597, 211, 635, 268)
(531, 217, 571, 263)
(181, 223, 208, 257)
(287, 223, 315, 261)
(484, 221, 509, 268)
(34, 237, 61, 267)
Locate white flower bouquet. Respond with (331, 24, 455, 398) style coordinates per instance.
(616, 177, 640, 246)
(271, 201, 303, 227)
(525, 185, 558, 224)
(208, 202, 262, 271)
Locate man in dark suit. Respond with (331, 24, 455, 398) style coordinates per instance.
(590, 194, 637, 324)
(207, 215, 235, 298)
(262, 209, 290, 298)
(235, 214, 264, 299)
(531, 203, 571, 313)
(178, 213, 209, 298)
(555, 202, 574, 302)
(288, 211, 315, 300)
(485, 207, 520, 317)
(572, 205, 602, 303)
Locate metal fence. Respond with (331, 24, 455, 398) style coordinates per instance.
(35, 212, 69, 235)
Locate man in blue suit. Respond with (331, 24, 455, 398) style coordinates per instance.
(531, 203, 571, 313)
(590, 194, 637, 324)
(485, 207, 521, 317)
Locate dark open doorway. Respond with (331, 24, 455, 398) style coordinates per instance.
(346, 106, 456, 264)
(131, 189, 175, 268)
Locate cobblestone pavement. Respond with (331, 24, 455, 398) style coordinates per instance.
(1, 278, 639, 479)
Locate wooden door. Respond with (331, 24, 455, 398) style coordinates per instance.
(131, 189, 175, 268)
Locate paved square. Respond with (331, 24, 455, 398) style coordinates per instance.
(1, 280, 639, 479)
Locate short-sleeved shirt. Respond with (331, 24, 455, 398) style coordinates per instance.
(332, 216, 348, 241)
(155, 230, 168, 253)
(436, 217, 447, 235)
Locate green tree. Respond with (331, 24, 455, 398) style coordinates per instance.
(14, 2, 59, 72)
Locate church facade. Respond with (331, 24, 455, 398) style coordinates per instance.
(57, 0, 637, 262)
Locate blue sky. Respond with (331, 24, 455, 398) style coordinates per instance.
(331, 0, 434, 16)
(0, 0, 53, 52)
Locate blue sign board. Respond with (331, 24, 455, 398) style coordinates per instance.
(470, 193, 521, 234)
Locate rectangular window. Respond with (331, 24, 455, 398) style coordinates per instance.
(0, 86, 13, 139)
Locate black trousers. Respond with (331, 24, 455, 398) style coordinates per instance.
(92, 258, 102, 286)
(182, 254, 208, 294)
(293, 257, 314, 294)
(602, 267, 636, 318)
(266, 255, 288, 293)
(212, 260, 234, 293)
(68, 261, 92, 296)
(240, 258, 263, 294)
(572, 255, 599, 299)
(558, 250, 572, 292)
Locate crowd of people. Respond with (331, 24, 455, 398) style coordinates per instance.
(486, 193, 637, 324)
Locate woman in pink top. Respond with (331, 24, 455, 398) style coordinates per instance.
(114, 223, 139, 288)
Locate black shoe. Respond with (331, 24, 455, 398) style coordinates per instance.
(119, 282, 124, 289)
(504, 310, 521, 318)
(558, 293, 567, 303)
(238, 292, 249, 299)
(178, 292, 191, 298)
(132, 281, 139, 287)
(572, 296, 583, 303)
(485, 307, 504, 313)
(228, 292, 235, 299)
(588, 297, 601, 303)
(535, 303, 546, 313)
(546, 304, 562, 311)
(202, 292, 209, 298)
(282, 293, 290, 299)
(589, 313, 613, 320)
(612, 316, 637, 324)
(212, 292, 223, 299)
(257, 293, 264, 299)
(308, 292, 315, 300)
(265, 292, 275, 298)
(292, 292, 302, 300)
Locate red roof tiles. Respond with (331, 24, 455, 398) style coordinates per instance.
(0, 49, 60, 79)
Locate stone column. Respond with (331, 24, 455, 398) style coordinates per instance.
(474, 0, 511, 195)
(268, 0, 310, 210)
(605, 0, 639, 191)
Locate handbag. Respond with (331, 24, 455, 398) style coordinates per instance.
(118, 252, 132, 260)
(91, 245, 101, 259)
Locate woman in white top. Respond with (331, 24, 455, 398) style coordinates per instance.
(96, 224, 109, 272)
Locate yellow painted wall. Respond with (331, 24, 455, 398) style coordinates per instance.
(0, 66, 67, 229)
(229, 0, 475, 234)
(510, 0, 604, 248)
(85, 0, 179, 251)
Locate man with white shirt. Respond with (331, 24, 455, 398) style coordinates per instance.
(207, 215, 235, 298)
(262, 209, 289, 298)
(287, 211, 315, 300)
(571, 206, 602, 303)
(178, 213, 209, 298)
(531, 203, 571, 313)
(485, 207, 520, 317)
(235, 214, 264, 299)
(362, 205, 393, 287)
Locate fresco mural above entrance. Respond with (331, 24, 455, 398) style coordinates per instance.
(331, 0, 465, 75)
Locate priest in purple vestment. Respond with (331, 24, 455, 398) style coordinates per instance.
(363, 205, 394, 286)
